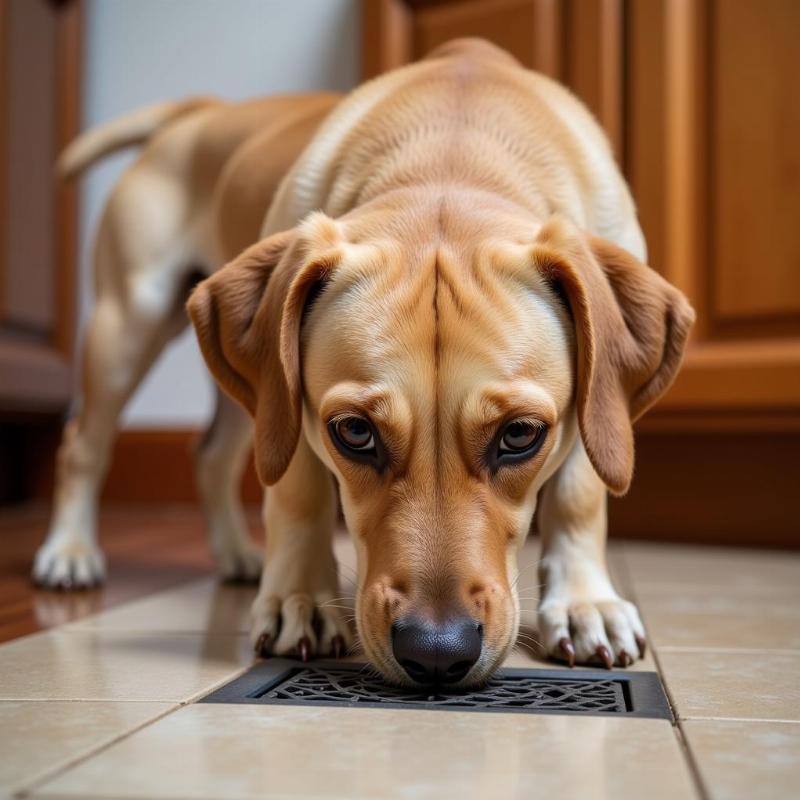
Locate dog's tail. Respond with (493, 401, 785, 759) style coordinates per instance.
(57, 96, 220, 180)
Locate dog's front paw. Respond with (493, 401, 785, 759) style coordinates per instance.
(250, 590, 353, 662)
(33, 536, 106, 589)
(538, 593, 646, 669)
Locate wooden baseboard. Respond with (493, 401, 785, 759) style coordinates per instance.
(28, 427, 800, 548)
(608, 431, 799, 548)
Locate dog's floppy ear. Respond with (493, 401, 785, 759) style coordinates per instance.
(187, 214, 341, 485)
(533, 217, 695, 495)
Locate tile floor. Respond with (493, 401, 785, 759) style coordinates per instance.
(0, 529, 798, 799)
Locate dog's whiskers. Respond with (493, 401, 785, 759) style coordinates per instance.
(516, 632, 543, 649)
(318, 602, 356, 611)
(319, 595, 356, 605)
(511, 559, 543, 591)
(336, 562, 359, 581)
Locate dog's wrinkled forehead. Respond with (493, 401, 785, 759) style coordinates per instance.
(301, 228, 575, 416)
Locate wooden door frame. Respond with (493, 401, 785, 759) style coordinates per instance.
(0, 0, 82, 411)
(0, 0, 83, 504)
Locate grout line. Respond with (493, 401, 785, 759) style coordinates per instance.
(614, 546, 710, 800)
(11, 703, 183, 798)
(670, 720, 711, 800)
(682, 716, 800, 725)
(655, 646, 800, 655)
(0, 694, 248, 703)
(0, 698, 206, 703)
(182, 662, 253, 705)
(55, 629, 252, 637)
(13, 659, 254, 797)
(648, 644, 711, 800)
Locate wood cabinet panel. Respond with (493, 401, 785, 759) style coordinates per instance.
(712, 0, 800, 323)
(626, 0, 800, 413)
(412, 0, 561, 77)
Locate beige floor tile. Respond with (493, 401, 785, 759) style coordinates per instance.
(67, 534, 360, 637)
(658, 651, 800, 721)
(0, 630, 252, 702)
(622, 543, 800, 590)
(635, 583, 800, 650)
(31, 703, 697, 800)
(0, 701, 171, 796)
(68, 579, 257, 635)
(683, 719, 800, 800)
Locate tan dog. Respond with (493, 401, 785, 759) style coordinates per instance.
(187, 39, 694, 687)
(35, 93, 341, 586)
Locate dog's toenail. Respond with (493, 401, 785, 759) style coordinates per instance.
(254, 633, 271, 657)
(618, 650, 632, 667)
(298, 636, 311, 662)
(331, 635, 345, 659)
(596, 645, 613, 669)
(558, 637, 576, 668)
(635, 634, 647, 658)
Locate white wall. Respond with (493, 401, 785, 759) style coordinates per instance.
(78, 0, 359, 428)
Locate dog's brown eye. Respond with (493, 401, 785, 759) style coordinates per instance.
(498, 420, 545, 455)
(333, 416, 375, 451)
(485, 419, 546, 473)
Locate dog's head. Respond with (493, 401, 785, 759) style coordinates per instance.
(188, 195, 694, 686)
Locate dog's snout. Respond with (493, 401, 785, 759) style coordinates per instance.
(391, 617, 482, 684)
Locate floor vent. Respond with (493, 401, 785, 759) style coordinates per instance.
(201, 660, 672, 720)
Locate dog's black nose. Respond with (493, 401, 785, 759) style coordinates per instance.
(391, 617, 482, 684)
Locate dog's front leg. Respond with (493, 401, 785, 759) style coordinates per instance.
(536, 438, 646, 668)
(250, 433, 352, 661)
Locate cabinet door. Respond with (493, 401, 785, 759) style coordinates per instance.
(361, 0, 800, 544)
(618, 0, 800, 545)
(0, 0, 80, 413)
(626, 0, 800, 417)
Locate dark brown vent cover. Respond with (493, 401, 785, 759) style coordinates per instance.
(201, 660, 672, 720)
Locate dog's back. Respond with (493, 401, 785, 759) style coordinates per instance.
(266, 39, 643, 259)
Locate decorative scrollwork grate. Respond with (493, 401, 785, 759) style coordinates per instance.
(256, 666, 627, 713)
(201, 660, 673, 719)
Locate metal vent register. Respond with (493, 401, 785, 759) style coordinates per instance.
(201, 660, 672, 720)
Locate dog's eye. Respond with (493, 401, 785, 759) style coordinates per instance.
(493, 420, 547, 467)
(333, 416, 374, 451)
(499, 421, 541, 452)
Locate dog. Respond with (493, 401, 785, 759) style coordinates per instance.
(44, 39, 694, 687)
(187, 38, 695, 686)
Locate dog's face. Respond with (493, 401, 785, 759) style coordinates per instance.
(299, 201, 579, 685)
(189, 194, 693, 686)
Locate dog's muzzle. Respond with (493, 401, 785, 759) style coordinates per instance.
(391, 616, 483, 684)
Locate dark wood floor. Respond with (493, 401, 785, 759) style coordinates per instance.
(0, 503, 262, 644)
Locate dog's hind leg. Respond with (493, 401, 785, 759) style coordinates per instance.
(34, 167, 199, 588)
(34, 291, 189, 587)
(194, 388, 261, 581)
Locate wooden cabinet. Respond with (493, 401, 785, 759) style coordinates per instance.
(362, 0, 800, 545)
(0, 0, 81, 501)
